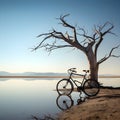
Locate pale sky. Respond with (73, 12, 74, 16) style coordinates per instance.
(0, 0, 120, 75)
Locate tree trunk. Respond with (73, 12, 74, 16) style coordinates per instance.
(85, 48, 99, 81)
(90, 64, 99, 81)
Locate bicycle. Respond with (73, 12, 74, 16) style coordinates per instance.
(56, 68, 100, 96)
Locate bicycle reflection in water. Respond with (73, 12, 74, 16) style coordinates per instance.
(56, 91, 87, 111)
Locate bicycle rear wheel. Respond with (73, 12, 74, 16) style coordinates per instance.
(56, 79, 73, 95)
(83, 79, 100, 96)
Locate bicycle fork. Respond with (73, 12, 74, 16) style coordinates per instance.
(63, 80, 69, 89)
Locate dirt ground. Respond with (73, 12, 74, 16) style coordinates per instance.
(58, 88, 120, 120)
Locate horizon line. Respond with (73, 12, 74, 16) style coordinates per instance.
(0, 75, 120, 78)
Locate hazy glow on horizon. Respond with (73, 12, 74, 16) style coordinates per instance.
(0, 0, 120, 75)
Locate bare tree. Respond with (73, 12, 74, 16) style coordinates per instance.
(33, 14, 120, 81)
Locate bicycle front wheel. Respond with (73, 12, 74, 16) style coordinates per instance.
(83, 79, 100, 97)
(56, 79, 73, 95)
(56, 95, 74, 110)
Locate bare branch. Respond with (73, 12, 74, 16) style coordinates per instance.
(97, 45, 120, 64)
(102, 22, 114, 36)
(48, 45, 73, 52)
(94, 34, 103, 57)
(94, 22, 114, 58)
(77, 27, 96, 47)
(32, 28, 76, 52)
(60, 15, 74, 29)
(34, 34, 53, 50)
(59, 14, 79, 44)
(98, 22, 109, 31)
(77, 27, 86, 36)
(40, 43, 73, 53)
(93, 25, 101, 40)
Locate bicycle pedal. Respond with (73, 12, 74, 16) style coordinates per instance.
(77, 86, 82, 92)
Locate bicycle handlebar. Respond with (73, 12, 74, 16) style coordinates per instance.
(68, 68, 77, 74)
(67, 68, 89, 75)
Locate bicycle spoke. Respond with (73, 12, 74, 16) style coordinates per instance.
(56, 79, 73, 95)
(83, 80, 100, 96)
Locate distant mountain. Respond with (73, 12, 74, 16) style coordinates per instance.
(99, 74, 120, 77)
(0, 71, 11, 76)
(0, 71, 119, 77)
(0, 71, 67, 76)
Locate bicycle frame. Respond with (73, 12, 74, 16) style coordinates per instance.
(68, 72, 88, 88)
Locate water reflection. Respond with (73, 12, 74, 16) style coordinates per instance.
(0, 79, 60, 120)
(56, 95, 73, 110)
(56, 91, 87, 111)
(0, 78, 120, 120)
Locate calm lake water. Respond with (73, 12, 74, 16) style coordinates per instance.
(0, 78, 120, 120)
